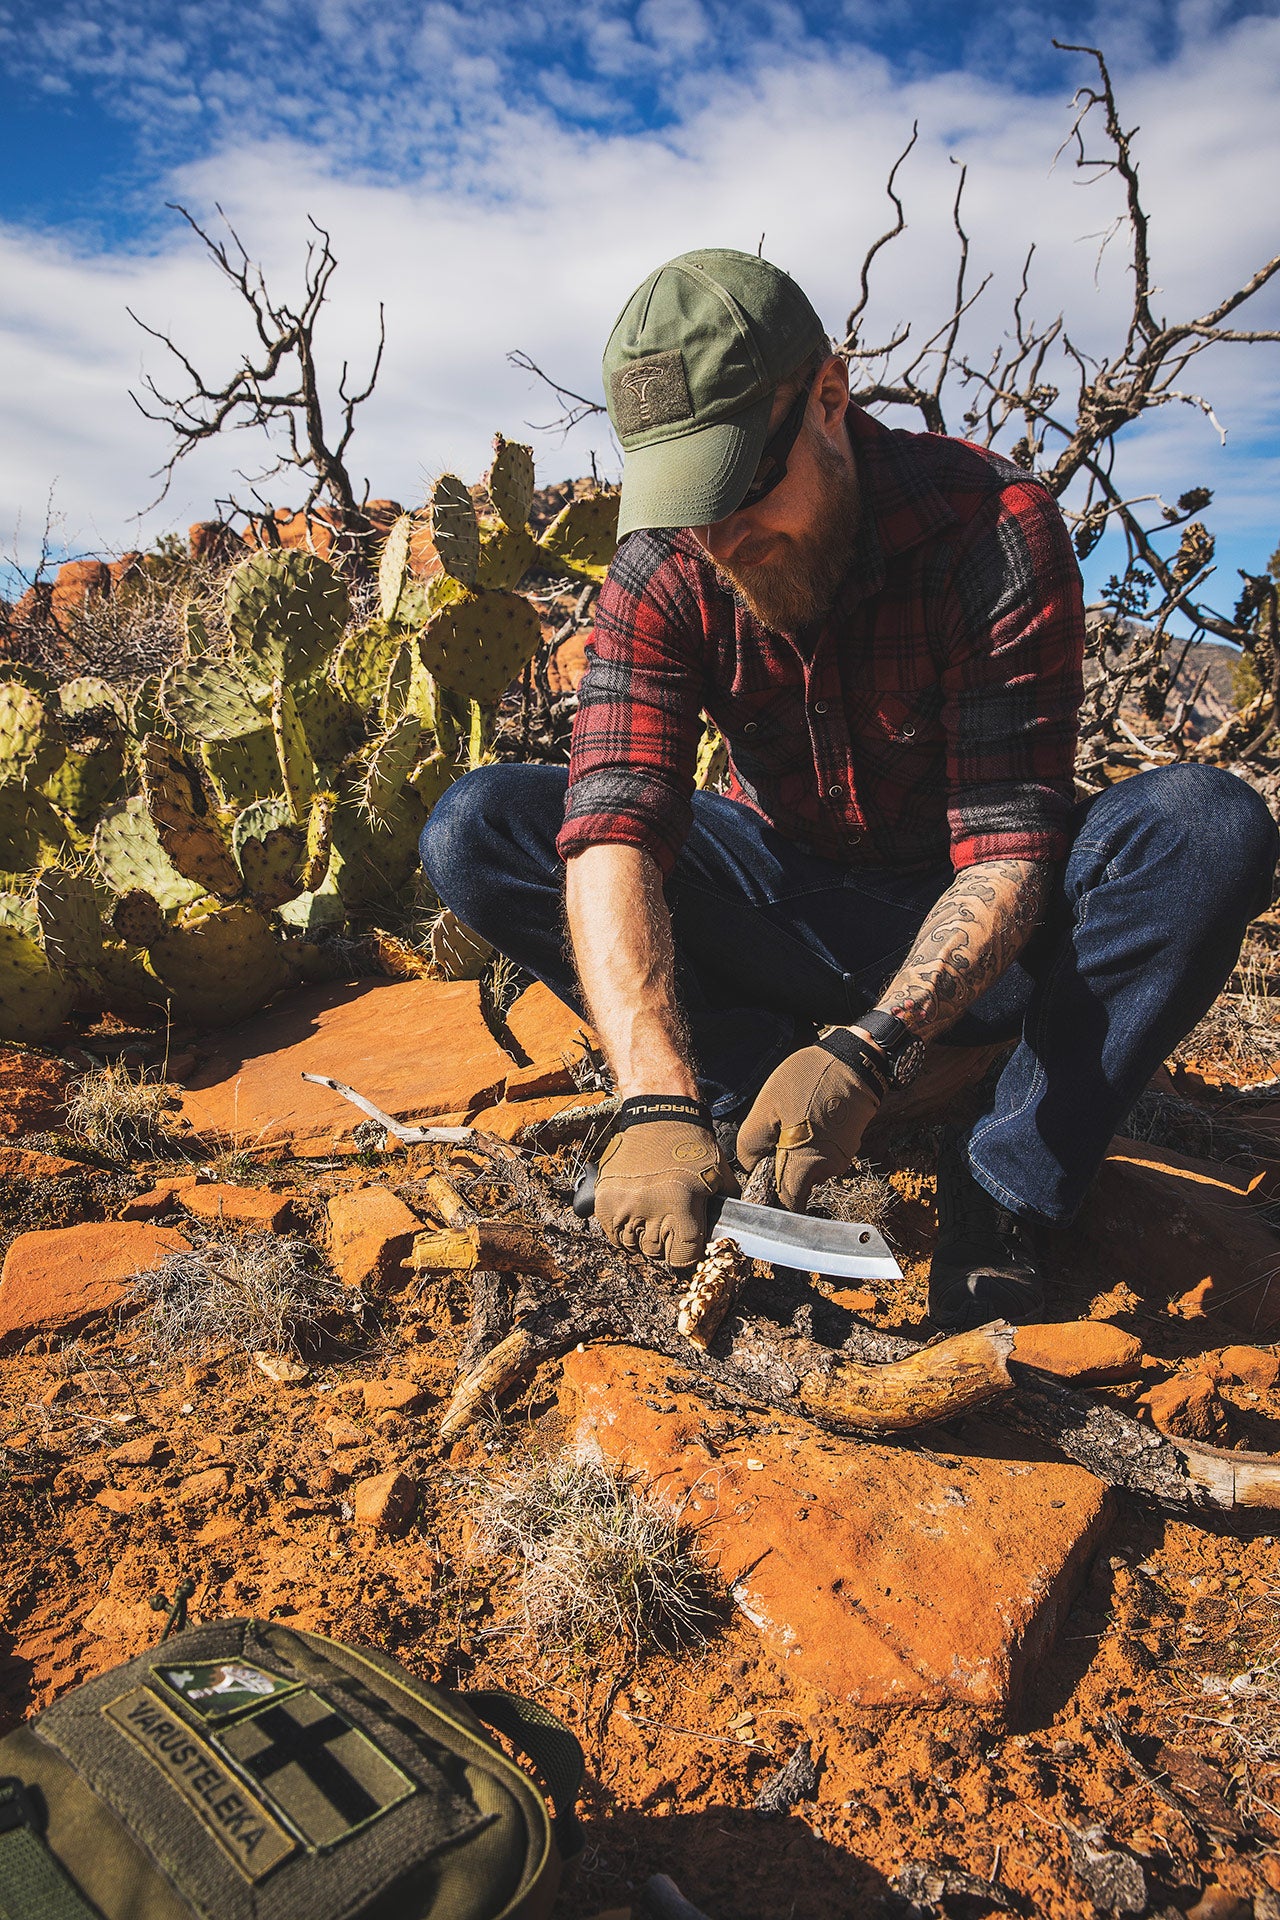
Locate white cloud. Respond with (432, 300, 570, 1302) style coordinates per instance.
(0, 9, 1277, 618)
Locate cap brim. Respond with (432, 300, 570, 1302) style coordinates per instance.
(616, 392, 773, 538)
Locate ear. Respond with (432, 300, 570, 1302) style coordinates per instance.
(812, 353, 850, 432)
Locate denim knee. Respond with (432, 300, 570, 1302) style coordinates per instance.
(419, 763, 567, 922)
(1078, 763, 1278, 917)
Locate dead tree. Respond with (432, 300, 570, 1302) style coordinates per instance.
(129, 206, 385, 563)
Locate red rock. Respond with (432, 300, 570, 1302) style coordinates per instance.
(559, 1345, 1111, 1710)
(107, 1434, 169, 1467)
(326, 1187, 422, 1290)
(0, 1146, 83, 1178)
(320, 1413, 365, 1449)
(188, 521, 239, 563)
(361, 1378, 427, 1416)
(1139, 1373, 1232, 1442)
(353, 1469, 417, 1534)
(179, 979, 515, 1149)
(50, 559, 110, 622)
(504, 981, 595, 1069)
(108, 552, 143, 587)
(1187, 1887, 1251, 1920)
(1210, 1344, 1280, 1391)
(545, 630, 590, 694)
(119, 1176, 202, 1220)
(1060, 1138, 1280, 1337)
(177, 1466, 233, 1502)
(824, 1286, 879, 1315)
(95, 1487, 160, 1514)
(180, 1182, 295, 1230)
(503, 1060, 577, 1099)
(1012, 1321, 1144, 1385)
(0, 1047, 70, 1137)
(470, 1090, 609, 1141)
(0, 1222, 190, 1353)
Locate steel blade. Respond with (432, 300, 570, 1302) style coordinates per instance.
(706, 1196, 902, 1282)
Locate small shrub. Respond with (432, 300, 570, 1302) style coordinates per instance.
(63, 1064, 181, 1159)
(472, 1449, 716, 1655)
(128, 1233, 350, 1359)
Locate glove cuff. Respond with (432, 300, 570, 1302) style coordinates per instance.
(817, 1028, 890, 1100)
(615, 1094, 714, 1133)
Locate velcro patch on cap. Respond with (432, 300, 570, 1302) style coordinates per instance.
(611, 351, 694, 436)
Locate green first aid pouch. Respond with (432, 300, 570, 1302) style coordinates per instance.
(0, 1618, 583, 1920)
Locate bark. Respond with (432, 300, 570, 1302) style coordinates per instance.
(799, 1325, 1015, 1432)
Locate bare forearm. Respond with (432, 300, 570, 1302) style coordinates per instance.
(874, 858, 1050, 1042)
(564, 844, 699, 1099)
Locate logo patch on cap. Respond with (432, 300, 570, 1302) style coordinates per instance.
(611, 351, 694, 436)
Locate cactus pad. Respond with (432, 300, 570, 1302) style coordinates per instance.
(332, 623, 403, 715)
(233, 799, 308, 912)
(42, 733, 125, 824)
(487, 435, 536, 531)
(94, 797, 205, 910)
(148, 900, 291, 1028)
(202, 728, 282, 807)
(225, 549, 350, 677)
(360, 716, 422, 829)
(0, 681, 64, 787)
(294, 675, 353, 771)
(300, 788, 336, 893)
(407, 751, 456, 810)
(0, 925, 77, 1043)
(59, 677, 129, 724)
(329, 789, 427, 910)
(427, 907, 491, 981)
(271, 681, 316, 822)
(107, 889, 166, 947)
(35, 866, 102, 971)
(141, 735, 243, 901)
(419, 587, 543, 706)
(378, 513, 414, 623)
(427, 475, 480, 588)
(537, 493, 620, 581)
(160, 658, 268, 741)
(0, 892, 39, 937)
(476, 523, 539, 592)
(0, 785, 71, 878)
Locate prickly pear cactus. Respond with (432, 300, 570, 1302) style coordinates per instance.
(141, 736, 243, 901)
(427, 475, 480, 588)
(426, 907, 491, 981)
(271, 682, 316, 822)
(225, 549, 350, 678)
(537, 493, 620, 582)
(59, 677, 129, 725)
(107, 889, 166, 947)
(0, 681, 64, 788)
(147, 900, 291, 1028)
(160, 658, 268, 742)
(360, 716, 422, 830)
(34, 866, 102, 971)
(94, 797, 205, 911)
(419, 587, 544, 708)
(487, 434, 536, 533)
(300, 788, 336, 893)
(0, 786, 71, 880)
(332, 623, 405, 716)
(0, 924, 77, 1043)
(476, 523, 539, 592)
(231, 796, 307, 912)
(378, 513, 415, 624)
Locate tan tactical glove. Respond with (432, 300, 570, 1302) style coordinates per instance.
(736, 1043, 882, 1212)
(595, 1097, 739, 1268)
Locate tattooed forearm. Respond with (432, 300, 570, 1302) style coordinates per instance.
(875, 859, 1050, 1042)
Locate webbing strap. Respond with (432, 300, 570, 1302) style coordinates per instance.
(0, 1780, 100, 1920)
(465, 1691, 584, 1858)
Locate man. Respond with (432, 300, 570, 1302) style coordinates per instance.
(423, 248, 1277, 1329)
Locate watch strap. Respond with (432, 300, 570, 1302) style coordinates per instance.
(853, 1007, 916, 1061)
(817, 1027, 890, 1100)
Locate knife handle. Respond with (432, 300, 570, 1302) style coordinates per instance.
(572, 1163, 598, 1219)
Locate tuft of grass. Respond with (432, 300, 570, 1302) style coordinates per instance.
(1174, 950, 1280, 1082)
(471, 1449, 716, 1656)
(809, 1167, 900, 1234)
(63, 1063, 182, 1160)
(127, 1233, 350, 1359)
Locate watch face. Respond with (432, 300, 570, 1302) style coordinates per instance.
(895, 1038, 927, 1087)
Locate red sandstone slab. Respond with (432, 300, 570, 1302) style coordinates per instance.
(0, 1222, 190, 1352)
(559, 1345, 1112, 1712)
(179, 979, 515, 1148)
(504, 982, 595, 1067)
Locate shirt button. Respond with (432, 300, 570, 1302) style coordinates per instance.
(813, 700, 828, 714)
(827, 783, 844, 801)
(743, 721, 758, 734)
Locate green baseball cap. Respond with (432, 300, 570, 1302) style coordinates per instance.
(603, 248, 828, 538)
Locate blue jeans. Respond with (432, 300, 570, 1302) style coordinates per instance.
(421, 763, 1278, 1227)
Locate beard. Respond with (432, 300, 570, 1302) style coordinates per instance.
(713, 427, 862, 632)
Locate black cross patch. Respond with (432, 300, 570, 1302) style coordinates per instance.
(217, 1692, 412, 1848)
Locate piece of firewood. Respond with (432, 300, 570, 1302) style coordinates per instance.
(408, 1222, 559, 1277)
(798, 1323, 1015, 1431)
(678, 1239, 751, 1350)
(419, 1171, 471, 1227)
(438, 1326, 551, 1440)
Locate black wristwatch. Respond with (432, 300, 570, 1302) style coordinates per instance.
(851, 1009, 927, 1088)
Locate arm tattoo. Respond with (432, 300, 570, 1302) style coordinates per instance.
(879, 859, 1050, 1043)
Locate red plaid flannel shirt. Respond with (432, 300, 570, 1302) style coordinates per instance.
(558, 406, 1085, 876)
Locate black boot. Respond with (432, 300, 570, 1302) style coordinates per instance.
(929, 1127, 1046, 1330)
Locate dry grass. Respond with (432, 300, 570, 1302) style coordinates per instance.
(471, 1449, 716, 1656)
(127, 1233, 351, 1359)
(810, 1166, 900, 1235)
(1156, 1583, 1280, 1828)
(1121, 1086, 1275, 1167)
(63, 1063, 183, 1159)
(1174, 950, 1280, 1081)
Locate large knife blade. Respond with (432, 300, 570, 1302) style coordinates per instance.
(705, 1195, 901, 1281)
(572, 1166, 901, 1282)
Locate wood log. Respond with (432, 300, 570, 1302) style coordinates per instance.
(798, 1323, 1015, 1431)
(408, 1222, 560, 1278)
(438, 1326, 551, 1441)
(677, 1240, 750, 1350)
(1169, 1435, 1280, 1511)
(419, 1171, 471, 1227)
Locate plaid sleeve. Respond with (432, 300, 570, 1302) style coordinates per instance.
(941, 477, 1084, 869)
(557, 533, 708, 874)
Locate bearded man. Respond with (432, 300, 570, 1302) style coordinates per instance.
(423, 248, 1277, 1329)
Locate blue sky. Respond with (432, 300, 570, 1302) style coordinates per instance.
(1, 0, 1278, 630)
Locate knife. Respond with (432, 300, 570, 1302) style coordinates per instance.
(571, 1165, 902, 1282)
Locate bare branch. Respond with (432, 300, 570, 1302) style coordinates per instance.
(507, 350, 608, 436)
